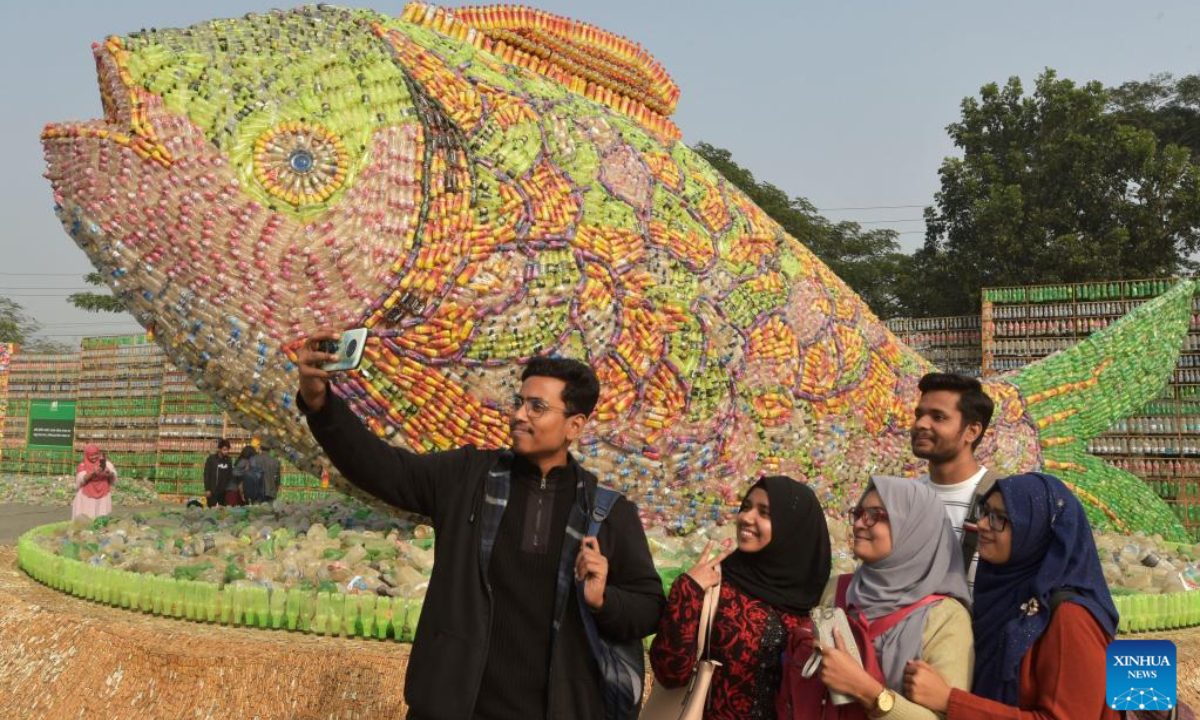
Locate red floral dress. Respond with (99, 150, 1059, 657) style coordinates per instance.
(650, 574, 810, 720)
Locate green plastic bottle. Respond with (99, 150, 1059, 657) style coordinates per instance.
(285, 588, 302, 630)
(314, 592, 331, 635)
(391, 597, 409, 642)
(403, 598, 422, 643)
(170, 579, 186, 618)
(298, 591, 315, 632)
(375, 596, 393, 640)
(358, 594, 378, 638)
(183, 581, 197, 621)
(270, 588, 286, 629)
(328, 593, 346, 636)
(151, 576, 167, 615)
(230, 585, 246, 626)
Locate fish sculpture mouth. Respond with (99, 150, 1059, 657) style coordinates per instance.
(43, 37, 174, 169)
(37, 24, 428, 500)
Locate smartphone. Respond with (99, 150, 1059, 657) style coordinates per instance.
(319, 328, 369, 372)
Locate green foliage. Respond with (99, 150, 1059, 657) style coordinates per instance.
(913, 70, 1200, 315)
(0, 297, 38, 345)
(1108, 73, 1200, 161)
(692, 142, 914, 318)
(68, 273, 125, 314)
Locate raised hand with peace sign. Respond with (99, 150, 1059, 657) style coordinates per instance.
(685, 539, 734, 590)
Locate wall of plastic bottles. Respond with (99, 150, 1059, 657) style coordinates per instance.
(0, 344, 12, 465)
(983, 278, 1200, 536)
(76, 335, 165, 482)
(0, 351, 81, 476)
(883, 316, 981, 377)
(0, 336, 334, 501)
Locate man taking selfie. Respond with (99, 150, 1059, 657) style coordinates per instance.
(295, 329, 664, 720)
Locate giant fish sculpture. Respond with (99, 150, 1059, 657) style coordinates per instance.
(41, 3, 1193, 538)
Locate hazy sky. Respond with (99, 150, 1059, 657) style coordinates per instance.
(3, 1, 1197, 343)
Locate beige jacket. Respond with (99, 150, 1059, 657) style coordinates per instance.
(817, 577, 974, 720)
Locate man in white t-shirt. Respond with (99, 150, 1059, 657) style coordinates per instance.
(911, 373, 996, 594)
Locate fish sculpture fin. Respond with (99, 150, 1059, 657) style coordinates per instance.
(1006, 279, 1195, 540)
(400, 2, 682, 140)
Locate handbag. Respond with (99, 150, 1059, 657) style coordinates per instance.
(640, 580, 722, 720)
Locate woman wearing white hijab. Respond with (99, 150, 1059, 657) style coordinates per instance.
(814, 476, 975, 719)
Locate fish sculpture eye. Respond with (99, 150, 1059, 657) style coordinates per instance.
(252, 121, 349, 207)
(288, 150, 314, 174)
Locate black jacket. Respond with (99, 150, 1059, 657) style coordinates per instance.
(202, 453, 232, 496)
(301, 390, 664, 720)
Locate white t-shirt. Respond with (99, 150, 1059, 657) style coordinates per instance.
(920, 466, 987, 594)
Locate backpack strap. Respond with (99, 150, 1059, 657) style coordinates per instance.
(834, 573, 854, 609)
(835, 574, 950, 641)
(961, 467, 1002, 571)
(575, 485, 645, 720)
(867, 594, 950, 641)
(587, 485, 622, 537)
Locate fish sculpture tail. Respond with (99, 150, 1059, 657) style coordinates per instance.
(1007, 280, 1195, 540)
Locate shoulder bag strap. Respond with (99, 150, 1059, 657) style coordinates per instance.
(867, 594, 950, 641)
(695, 580, 721, 663)
(834, 573, 854, 608)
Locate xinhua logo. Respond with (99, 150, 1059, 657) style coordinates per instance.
(1107, 639, 1177, 711)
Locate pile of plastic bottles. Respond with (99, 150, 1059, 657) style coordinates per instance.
(0, 473, 158, 505)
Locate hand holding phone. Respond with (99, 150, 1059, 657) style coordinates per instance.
(295, 328, 368, 413)
(319, 328, 369, 372)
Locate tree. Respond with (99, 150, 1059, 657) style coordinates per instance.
(0, 297, 39, 346)
(1109, 73, 1200, 161)
(0, 297, 71, 353)
(912, 70, 1200, 316)
(68, 273, 125, 313)
(693, 142, 915, 318)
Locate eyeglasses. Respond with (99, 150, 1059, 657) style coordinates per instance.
(850, 507, 890, 527)
(980, 508, 1010, 532)
(509, 394, 576, 420)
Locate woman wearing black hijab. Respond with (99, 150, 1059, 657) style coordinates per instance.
(650, 476, 832, 720)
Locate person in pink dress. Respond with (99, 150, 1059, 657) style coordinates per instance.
(72, 444, 117, 520)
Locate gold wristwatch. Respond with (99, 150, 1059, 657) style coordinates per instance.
(869, 688, 896, 717)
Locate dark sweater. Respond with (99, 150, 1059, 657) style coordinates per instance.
(476, 457, 578, 720)
(299, 389, 664, 720)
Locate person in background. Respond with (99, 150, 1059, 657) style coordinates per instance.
(72, 444, 116, 520)
(912, 373, 996, 593)
(650, 476, 831, 720)
(233, 444, 267, 504)
(903, 473, 1119, 719)
(253, 439, 282, 503)
(203, 438, 233, 508)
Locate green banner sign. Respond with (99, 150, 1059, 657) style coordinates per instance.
(27, 400, 76, 450)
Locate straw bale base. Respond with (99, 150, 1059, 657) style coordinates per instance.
(0, 546, 410, 719)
